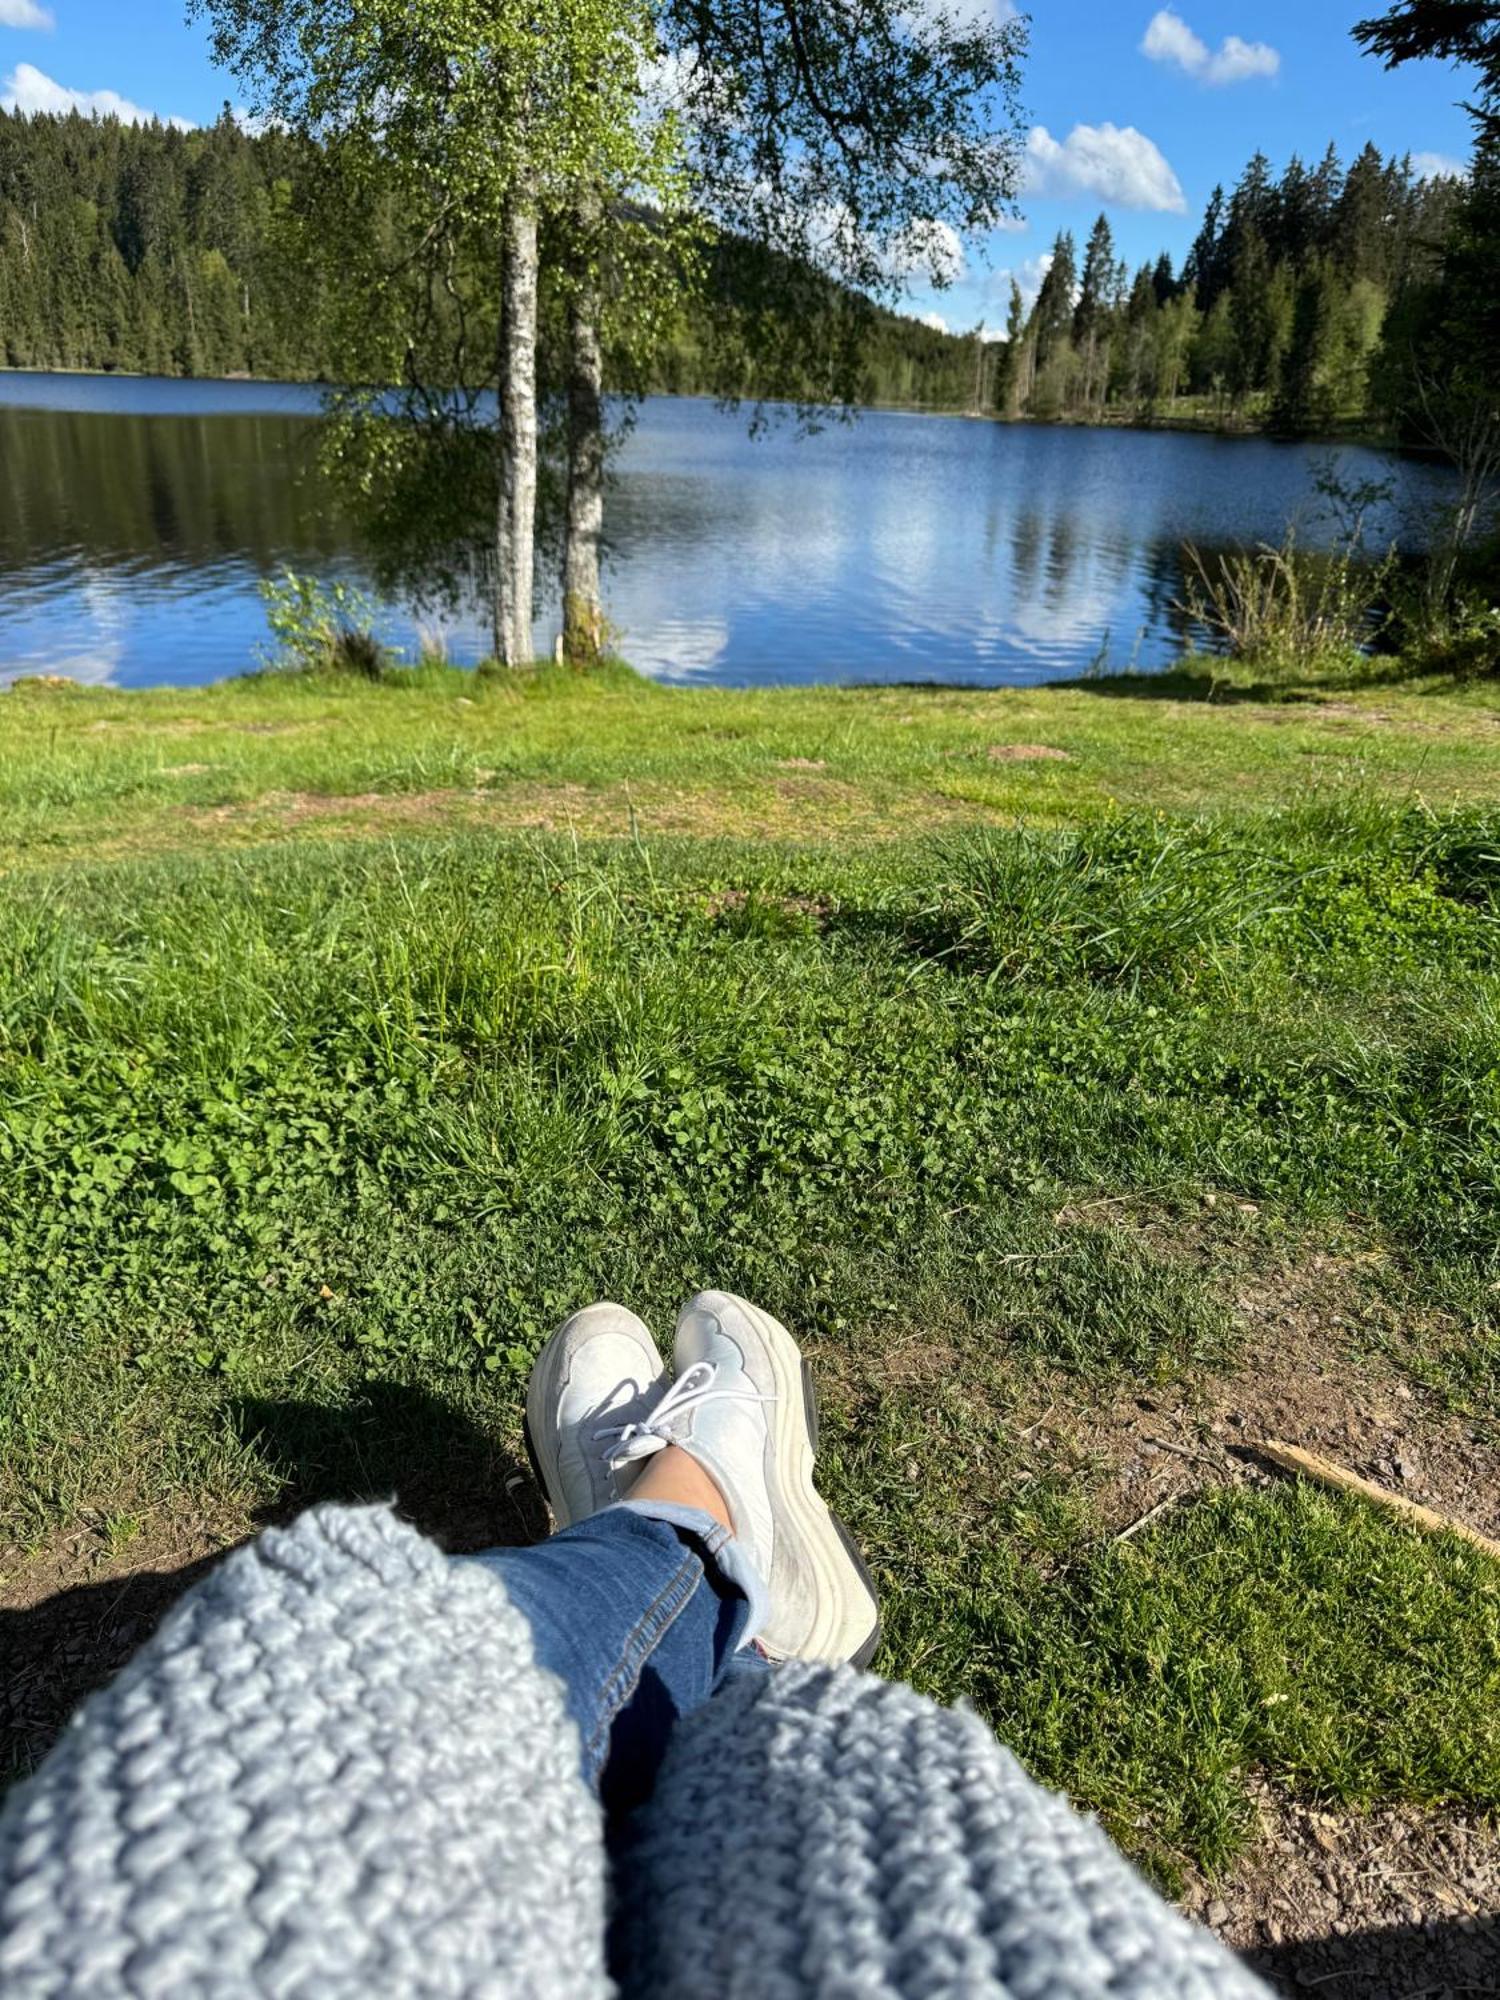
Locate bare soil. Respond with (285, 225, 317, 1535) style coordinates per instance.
(1184, 1783, 1500, 1998)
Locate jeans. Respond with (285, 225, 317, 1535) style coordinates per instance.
(467, 1500, 770, 1815)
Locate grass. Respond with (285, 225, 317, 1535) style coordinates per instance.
(5, 657, 1500, 863)
(4, 658, 1500, 1879)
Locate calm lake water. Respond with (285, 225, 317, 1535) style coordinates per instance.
(0, 371, 1458, 690)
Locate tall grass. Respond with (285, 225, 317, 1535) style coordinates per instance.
(1178, 530, 1392, 675)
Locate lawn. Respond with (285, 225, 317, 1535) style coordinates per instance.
(3, 661, 1500, 1915)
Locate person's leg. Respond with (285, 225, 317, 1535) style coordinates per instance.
(466, 1444, 767, 1813)
(488, 1293, 881, 1813)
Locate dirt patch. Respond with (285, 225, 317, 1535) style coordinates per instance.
(165, 777, 988, 851)
(1039, 1231, 1499, 1543)
(2, 1505, 249, 1784)
(987, 743, 1071, 762)
(1183, 1781, 1500, 1997)
(1248, 697, 1500, 738)
(698, 887, 831, 923)
(776, 756, 827, 770)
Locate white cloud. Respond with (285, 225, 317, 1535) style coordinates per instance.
(1411, 149, 1467, 181)
(986, 250, 1055, 316)
(1207, 34, 1281, 83)
(1, 61, 192, 127)
(0, 0, 53, 27)
(1141, 10, 1279, 85)
(917, 310, 950, 333)
(1024, 123, 1186, 212)
(901, 0, 1017, 33)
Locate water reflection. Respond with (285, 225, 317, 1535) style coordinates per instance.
(0, 374, 1459, 689)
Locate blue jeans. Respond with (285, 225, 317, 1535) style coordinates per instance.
(466, 1501, 770, 1815)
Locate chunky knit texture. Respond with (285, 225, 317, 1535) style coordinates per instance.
(0, 1506, 607, 1999)
(615, 1664, 1268, 1999)
(0, 1504, 1266, 2000)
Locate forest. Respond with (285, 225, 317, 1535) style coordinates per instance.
(0, 108, 979, 410)
(0, 108, 1476, 441)
(1000, 143, 1464, 431)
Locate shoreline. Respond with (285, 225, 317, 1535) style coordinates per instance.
(0, 362, 1410, 454)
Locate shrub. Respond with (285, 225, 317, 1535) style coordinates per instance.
(259, 569, 387, 679)
(1178, 529, 1390, 675)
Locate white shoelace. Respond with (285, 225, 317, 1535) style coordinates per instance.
(594, 1359, 773, 1469)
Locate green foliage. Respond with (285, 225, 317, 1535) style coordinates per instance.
(0, 109, 981, 409)
(258, 569, 385, 677)
(1002, 140, 1457, 434)
(0, 108, 322, 377)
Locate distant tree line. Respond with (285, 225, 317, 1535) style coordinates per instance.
(0, 108, 979, 408)
(997, 141, 1464, 432)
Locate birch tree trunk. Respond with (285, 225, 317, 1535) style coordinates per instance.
(563, 195, 606, 663)
(496, 183, 539, 667)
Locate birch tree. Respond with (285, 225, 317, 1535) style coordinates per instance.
(193, 0, 681, 664)
(549, 0, 1027, 656)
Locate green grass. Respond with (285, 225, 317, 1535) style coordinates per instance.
(4, 660, 1500, 1872)
(4, 657, 1500, 863)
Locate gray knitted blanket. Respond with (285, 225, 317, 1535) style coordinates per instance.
(0, 1504, 1267, 1998)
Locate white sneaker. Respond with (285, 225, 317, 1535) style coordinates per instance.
(523, 1303, 670, 1528)
(633, 1290, 881, 1667)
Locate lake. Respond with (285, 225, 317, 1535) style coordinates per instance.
(0, 372, 1457, 690)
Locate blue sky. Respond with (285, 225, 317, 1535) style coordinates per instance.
(0, 0, 1480, 334)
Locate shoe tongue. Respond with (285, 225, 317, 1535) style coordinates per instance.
(612, 1430, 669, 1467)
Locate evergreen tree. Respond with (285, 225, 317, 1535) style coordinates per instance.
(1182, 183, 1226, 306)
(1072, 213, 1114, 408)
(1030, 230, 1076, 365)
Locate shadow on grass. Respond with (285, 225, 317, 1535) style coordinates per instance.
(2, 1383, 544, 1786)
(1247, 1915, 1500, 1998)
(1057, 655, 1461, 705)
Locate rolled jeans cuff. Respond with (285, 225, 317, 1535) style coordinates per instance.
(614, 1498, 770, 1649)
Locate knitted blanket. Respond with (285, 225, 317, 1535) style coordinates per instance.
(0, 1504, 1267, 1999)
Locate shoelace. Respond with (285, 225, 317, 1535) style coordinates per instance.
(594, 1359, 773, 1470)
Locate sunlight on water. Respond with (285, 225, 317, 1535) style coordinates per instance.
(0, 373, 1458, 690)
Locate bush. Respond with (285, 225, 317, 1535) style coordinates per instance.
(1178, 529, 1390, 676)
(259, 569, 387, 679)
(1392, 583, 1500, 680)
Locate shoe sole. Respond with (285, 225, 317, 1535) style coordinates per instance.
(524, 1334, 573, 1527)
(692, 1292, 881, 1670)
(799, 1360, 883, 1670)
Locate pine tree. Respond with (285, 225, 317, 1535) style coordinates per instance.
(1072, 213, 1115, 409)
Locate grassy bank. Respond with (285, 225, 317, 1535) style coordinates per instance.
(4, 662, 1500, 1898)
(5, 658, 1500, 862)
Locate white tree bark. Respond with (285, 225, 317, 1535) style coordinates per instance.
(496, 184, 539, 667)
(563, 199, 606, 663)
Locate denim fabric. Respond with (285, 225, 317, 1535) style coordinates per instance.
(466, 1502, 768, 1814)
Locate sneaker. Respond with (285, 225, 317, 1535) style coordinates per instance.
(524, 1303, 670, 1528)
(655, 1289, 881, 1668)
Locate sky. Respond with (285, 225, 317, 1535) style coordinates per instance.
(0, 0, 1481, 336)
